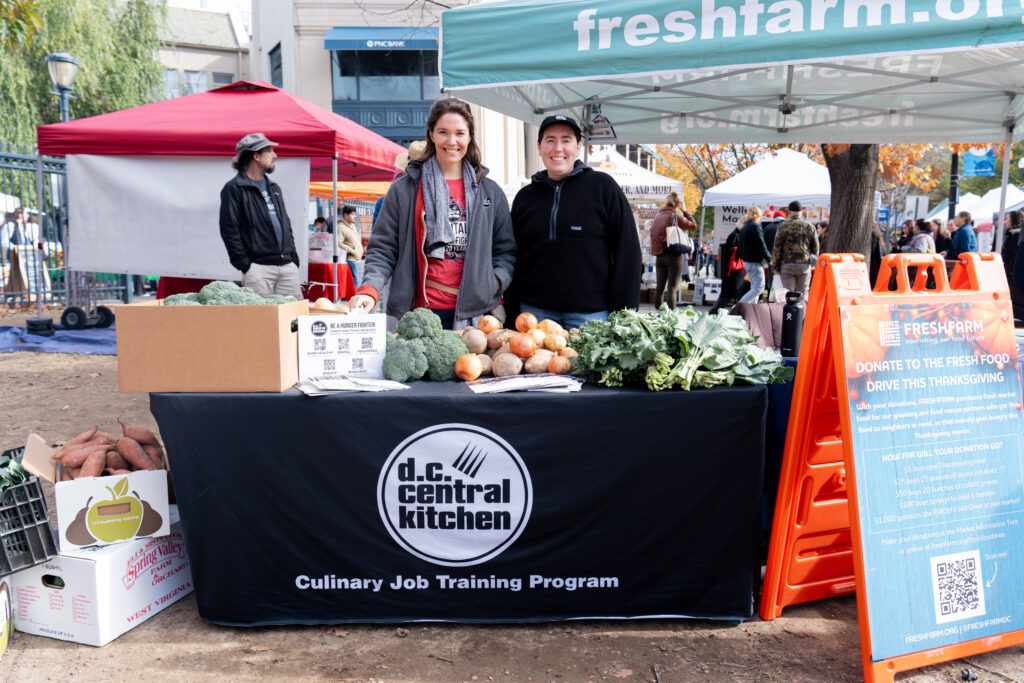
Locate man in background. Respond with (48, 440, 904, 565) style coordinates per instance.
(337, 205, 365, 291)
(771, 200, 819, 302)
(219, 133, 301, 298)
(951, 210, 978, 258)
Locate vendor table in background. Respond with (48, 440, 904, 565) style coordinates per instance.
(304, 262, 355, 301)
(151, 382, 767, 625)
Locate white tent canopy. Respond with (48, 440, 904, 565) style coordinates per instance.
(702, 149, 831, 208)
(927, 194, 980, 222)
(587, 145, 683, 201)
(960, 185, 1024, 228)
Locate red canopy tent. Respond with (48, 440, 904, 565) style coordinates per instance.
(35, 81, 406, 299)
(37, 81, 405, 181)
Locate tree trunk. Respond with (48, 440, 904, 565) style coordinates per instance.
(822, 144, 879, 260)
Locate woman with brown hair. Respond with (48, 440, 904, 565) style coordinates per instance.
(649, 191, 696, 308)
(349, 98, 516, 329)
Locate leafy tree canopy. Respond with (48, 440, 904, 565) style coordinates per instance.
(0, 0, 164, 145)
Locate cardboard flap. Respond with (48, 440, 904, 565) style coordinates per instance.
(23, 433, 57, 484)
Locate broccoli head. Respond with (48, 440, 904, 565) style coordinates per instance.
(382, 337, 429, 383)
(163, 293, 200, 306)
(206, 286, 267, 306)
(264, 294, 297, 305)
(424, 330, 469, 381)
(396, 307, 443, 340)
(197, 280, 240, 304)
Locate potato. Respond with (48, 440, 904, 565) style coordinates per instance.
(486, 328, 514, 349)
(492, 352, 523, 377)
(524, 349, 555, 374)
(462, 328, 488, 354)
(560, 347, 578, 358)
(543, 334, 567, 352)
(477, 353, 493, 375)
(487, 342, 511, 358)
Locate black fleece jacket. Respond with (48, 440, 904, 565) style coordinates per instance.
(219, 172, 299, 273)
(510, 162, 641, 313)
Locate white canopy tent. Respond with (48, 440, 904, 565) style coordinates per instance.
(440, 0, 1024, 247)
(962, 184, 1024, 228)
(702, 149, 830, 208)
(587, 145, 684, 201)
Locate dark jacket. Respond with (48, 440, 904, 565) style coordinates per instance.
(511, 161, 642, 313)
(737, 219, 771, 263)
(763, 218, 784, 253)
(219, 172, 299, 273)
(356, 160, 516, 320)
(650, 205, 696, 255)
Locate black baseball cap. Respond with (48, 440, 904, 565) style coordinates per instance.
(787, 200, 803, 212)
(537, 115, 582, 142)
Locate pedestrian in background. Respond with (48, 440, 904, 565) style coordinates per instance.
(736, 206, 769, 304)
(951, 210, 977, 258)
(649, 191, 696, 309)
(338, 205, 364, 291)
(771, 200, 819, 302)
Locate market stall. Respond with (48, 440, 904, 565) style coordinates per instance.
(35, 81, 404, 286)
(151, 381, 767, 624)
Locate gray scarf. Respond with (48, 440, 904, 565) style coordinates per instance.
(421, 156, 477, 260)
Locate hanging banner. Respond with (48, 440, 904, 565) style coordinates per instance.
(963, 147, 996, 178)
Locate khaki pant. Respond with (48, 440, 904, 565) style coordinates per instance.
(242, 262, 301, 299)
(779, 263, 812, 302)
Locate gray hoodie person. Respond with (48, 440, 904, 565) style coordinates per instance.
(357, 160, 516, 321)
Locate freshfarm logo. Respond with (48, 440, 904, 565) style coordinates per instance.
(378, 424, 532, 567)
(879, 319, 902, 347)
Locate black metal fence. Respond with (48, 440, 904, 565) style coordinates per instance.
(0, 141, 127, 308)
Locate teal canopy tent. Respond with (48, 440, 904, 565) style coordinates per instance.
(440, 0, 1024, 242)
(441, 0, 1023, 144)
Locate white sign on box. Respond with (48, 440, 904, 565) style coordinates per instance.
(297, 313, 386, 381)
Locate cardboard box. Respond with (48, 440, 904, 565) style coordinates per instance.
(0, 578, 10, 661)
(115, 298, 308, 392)
(12, 506, 192, 646)
(22, 434, 170, 552)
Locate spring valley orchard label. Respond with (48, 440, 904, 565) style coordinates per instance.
(839, 300, 1024, 660)
(378, 424, 532, 567)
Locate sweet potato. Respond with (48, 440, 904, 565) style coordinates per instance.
(66, 426, 99, 447)
(105, 468, 133, 476)
(60, 469, 72, 482)
(106, 450, 130, 471)
(92, 431, 119, 446)
(142, 443, 165, 470)
(116, 437, 155, 471)
(64, 466, 81, 480)
(118, 420, 161, 447)
(79, 448, 106, 478)
(59, 442, 110, 468)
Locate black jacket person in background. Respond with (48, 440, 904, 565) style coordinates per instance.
(219, 133, 301, 298)
(509, 115, 642, 329)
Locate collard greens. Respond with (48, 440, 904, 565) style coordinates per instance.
(569, 305, 795, 390)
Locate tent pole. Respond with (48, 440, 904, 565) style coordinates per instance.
(332, 155, 339, 301)
(993, 100, 1015, 253)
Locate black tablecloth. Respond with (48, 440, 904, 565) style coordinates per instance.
(151, 381, 767, 625)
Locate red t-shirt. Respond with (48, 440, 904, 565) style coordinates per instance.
(425, 179, 467, 310)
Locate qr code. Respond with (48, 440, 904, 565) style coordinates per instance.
(323, 358, 336, 374)
(360, 336, 374, 351)
(313, 338, 326, 351)
(352, 357, 364, 371)
(337, 337, 350, 351)
(930, 549, 985, 624)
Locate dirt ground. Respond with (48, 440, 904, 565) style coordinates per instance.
(0, 305, 1021, 682)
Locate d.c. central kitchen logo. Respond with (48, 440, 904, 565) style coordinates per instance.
(378, 424, 532, 566)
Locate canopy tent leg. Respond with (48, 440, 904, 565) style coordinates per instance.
(994, 97, 1015, 253)
(331, 155, 339, 301)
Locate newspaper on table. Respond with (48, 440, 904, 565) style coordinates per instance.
(296, 375, 410, 396)
(465, 373, 584, 394)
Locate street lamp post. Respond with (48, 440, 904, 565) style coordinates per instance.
(27, 53, 80, 337)
(45, 52, 78, 122)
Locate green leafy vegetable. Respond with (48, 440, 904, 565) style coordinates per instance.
(570, 305, 794, 391)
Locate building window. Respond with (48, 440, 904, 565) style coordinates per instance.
(162, 69, 180, 99)
(183, 70, 208, 95)
(330, 49, 438, 102)
(212, 72, 234, 87)
(269, 43, 283, 88)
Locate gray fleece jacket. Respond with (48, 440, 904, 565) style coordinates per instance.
(357, 160, 516, 320)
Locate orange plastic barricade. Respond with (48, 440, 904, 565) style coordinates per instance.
(761, 253, 1024, 683)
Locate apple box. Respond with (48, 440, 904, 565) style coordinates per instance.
(21, 434, 170, 552)
(115, 298, 309, 393)
(11, 506, 192, 647)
